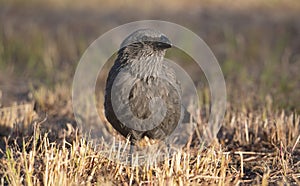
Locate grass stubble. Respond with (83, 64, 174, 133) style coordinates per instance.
(0, 85, 299, 185)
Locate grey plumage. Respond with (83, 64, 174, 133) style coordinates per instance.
(104, 29, 187, 143)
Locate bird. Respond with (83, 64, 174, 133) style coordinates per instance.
(104, 28, 189, 146)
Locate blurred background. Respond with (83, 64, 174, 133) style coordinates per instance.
(0, 0, 299, 112)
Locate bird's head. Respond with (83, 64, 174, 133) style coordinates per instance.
(118, 29, 172, 62)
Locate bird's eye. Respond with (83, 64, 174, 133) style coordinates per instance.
(141, 36, 148, 42)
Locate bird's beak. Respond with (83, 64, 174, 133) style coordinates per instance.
(155, 41, 172, 49)
(154, 35, 172, 49)
(156, 35, 172, 49)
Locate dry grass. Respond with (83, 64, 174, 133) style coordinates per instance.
(0, 85, 299, 185)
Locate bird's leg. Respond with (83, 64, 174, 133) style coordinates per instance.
(167, 143, 171, 152)
(165, 141, 171, 158)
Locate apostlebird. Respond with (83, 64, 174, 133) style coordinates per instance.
(104, 28, 188, 145)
